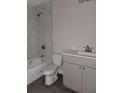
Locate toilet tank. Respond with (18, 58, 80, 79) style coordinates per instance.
(52, 54, 62, 66)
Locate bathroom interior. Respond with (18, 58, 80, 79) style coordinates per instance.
(27, 0, 96, 93)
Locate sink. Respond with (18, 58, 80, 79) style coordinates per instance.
(78, 51, 96, 58)
(62, 50, 96, 59)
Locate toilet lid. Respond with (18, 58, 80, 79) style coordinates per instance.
(43, 64, 58, 75)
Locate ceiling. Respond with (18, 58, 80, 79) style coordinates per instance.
(27, 0, 51, 6)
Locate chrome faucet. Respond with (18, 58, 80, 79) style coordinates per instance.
(84, 45, 92, 52)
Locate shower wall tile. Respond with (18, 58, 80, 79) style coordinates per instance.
(27, 5, 40, 60)
(34, 1, 52, 63)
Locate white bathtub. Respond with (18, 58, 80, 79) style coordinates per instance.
(27, 58, 49, 85)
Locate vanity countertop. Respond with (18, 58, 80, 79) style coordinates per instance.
(62, 50, 96, 60)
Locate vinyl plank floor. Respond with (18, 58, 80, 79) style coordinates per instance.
(27, 74, 77, 93)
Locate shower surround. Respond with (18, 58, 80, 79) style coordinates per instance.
(27, 1, 52, 63)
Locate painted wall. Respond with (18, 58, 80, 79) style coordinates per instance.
(27, 5, 40, 60)
(52, 0, 96, 53)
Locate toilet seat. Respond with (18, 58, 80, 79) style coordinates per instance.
(43, 64, 58, 75)
(43, 54, 62, 85)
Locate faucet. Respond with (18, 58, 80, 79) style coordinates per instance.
(41, 55, 45, 62)
(84, 45, 92, 52)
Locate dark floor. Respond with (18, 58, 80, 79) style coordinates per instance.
(27, 74, 77, 93)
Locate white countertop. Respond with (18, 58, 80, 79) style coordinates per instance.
(61, 50, 96, 60)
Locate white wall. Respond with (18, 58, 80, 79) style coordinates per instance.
(27, 5, 40, 59)
(52, 0, 96, 53)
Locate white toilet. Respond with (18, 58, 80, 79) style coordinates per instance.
(43, 54, 62, 86)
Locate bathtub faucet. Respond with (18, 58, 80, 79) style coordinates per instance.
(41, 55, 45, 62)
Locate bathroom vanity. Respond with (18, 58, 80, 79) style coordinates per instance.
(62, 50, 96, 93)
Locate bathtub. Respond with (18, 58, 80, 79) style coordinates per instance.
(27, 58, 49, 85)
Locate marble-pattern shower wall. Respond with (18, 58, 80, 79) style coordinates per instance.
(27, 5, 40, 60)
(34, 1, 52, 63)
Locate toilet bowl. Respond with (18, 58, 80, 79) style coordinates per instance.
(43, 54, 62, 85)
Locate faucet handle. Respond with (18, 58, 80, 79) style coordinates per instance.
(90, 47, 96, 53)
(90, 46, 95, 49)
(89, 48, 92, 52)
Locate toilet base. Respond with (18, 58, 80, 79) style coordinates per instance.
(45, 73, 58, 86)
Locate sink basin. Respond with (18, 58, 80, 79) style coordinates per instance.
(78, 51, 96, 58)
(62, 50, 96, 59)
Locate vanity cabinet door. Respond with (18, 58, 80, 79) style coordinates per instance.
(82, 67, 96, 93)
(63, 62, 82, 93)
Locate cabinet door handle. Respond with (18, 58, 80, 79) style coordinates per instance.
(29, 61, 32, 64)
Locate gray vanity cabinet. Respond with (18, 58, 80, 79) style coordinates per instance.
(83, 67, 96, 93)
(63, 55, 96, 93)
(63, 62, 82, 93)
